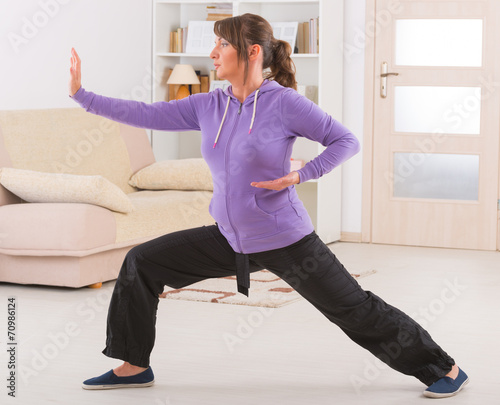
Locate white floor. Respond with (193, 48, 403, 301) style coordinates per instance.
(1, 242, 499, 405)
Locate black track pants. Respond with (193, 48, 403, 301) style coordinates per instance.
(103, 225, 454, 386)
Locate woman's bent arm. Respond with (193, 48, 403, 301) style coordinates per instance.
(281, 89, 360, 183)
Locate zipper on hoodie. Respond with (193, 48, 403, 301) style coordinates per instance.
(225, 101, 244, 253)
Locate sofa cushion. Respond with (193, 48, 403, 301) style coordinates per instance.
(0, 168, 135, 213)
(113, 190, 214, 243)
(0, 203, 116, 255)
(129, 158, 213, 191)
(0, 108, 137, 194)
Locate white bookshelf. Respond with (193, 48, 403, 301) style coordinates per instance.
(151, 0, 344, 243)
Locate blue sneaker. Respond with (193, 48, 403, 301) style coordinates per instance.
(423, 367, 469, 398)
(82, 366, 155, 390)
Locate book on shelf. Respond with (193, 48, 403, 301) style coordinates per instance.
(177, 27, 182, 53)
(190, 71, 211, 95)
(166, 69, 178, 101)
(183, 28, 188, 53)
(310, 17, 319, 53)
(169, 26, 188, 53)
(206, 13, 232, 21)
(206, 4, 232, 21)
(209, 69, 220, 82)
(200, 75, 210, 93)
(297, 22, 304, 54)
(296, 17, 319, 54)
(191, 70, 202, 95)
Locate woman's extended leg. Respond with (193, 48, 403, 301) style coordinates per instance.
(251, 232, 456, 387)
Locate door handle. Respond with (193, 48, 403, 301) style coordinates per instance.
(380, 62, 399, 98)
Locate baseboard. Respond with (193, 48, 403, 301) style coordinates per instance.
(340, 232, 363, 243)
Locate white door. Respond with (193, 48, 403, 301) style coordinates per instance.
(371, 0, 500, 250)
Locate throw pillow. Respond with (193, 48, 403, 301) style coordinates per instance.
(0, 168, 135, 213)
(129, 158, 213, 191)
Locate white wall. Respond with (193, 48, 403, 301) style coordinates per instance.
(341, 0, 366, 234)
(1, 0, 365, 234)
(0, 0, 152, 110)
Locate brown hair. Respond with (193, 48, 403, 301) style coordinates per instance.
(214, 13, 297, 90)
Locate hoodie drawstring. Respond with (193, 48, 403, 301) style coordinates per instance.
(212, 89, 260, 148)
(213, 95, 231, 148)
(248, 88, 260, 134)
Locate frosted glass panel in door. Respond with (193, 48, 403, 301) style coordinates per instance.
(394, 86, 481, 135)
(395, 19, 483, 67)
(393, 153, 479, 200)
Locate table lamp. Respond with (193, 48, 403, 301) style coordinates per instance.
(167, 64, 201, 100)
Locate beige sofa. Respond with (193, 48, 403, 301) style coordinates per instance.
(0, 108, 214, 288)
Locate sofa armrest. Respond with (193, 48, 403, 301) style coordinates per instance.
(0, 202, 117, 255)
(0, 124, 21, 206)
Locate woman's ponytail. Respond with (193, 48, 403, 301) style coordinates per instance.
(266, 39, 297, 90)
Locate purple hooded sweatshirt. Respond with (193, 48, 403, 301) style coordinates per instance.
(70, 79, 360, 255)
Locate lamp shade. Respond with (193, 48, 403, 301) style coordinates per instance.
(167, 64, 200, 85)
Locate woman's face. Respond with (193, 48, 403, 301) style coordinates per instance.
(210, 37, 240, 82)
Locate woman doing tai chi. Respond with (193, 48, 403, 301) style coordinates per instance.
(69, 13, 468, 399)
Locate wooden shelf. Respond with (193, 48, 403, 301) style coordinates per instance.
(156, 52, 319, 58)
(152, 0, 343, 243)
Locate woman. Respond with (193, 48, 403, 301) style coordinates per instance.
(70, 14, 467, 399)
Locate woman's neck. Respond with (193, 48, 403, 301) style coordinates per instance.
(230, 74, 265, 103)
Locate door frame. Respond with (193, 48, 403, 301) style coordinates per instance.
(361, 0, 500, 249)
(361, 0, 379, 244)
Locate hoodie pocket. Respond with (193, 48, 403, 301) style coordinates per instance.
(232, 194, 278, 239)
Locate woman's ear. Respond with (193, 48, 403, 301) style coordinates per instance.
(248, 44, 262, 61)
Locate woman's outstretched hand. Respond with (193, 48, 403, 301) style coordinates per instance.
(250, 171, 300, 191)
(69, 48, 82, 97)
